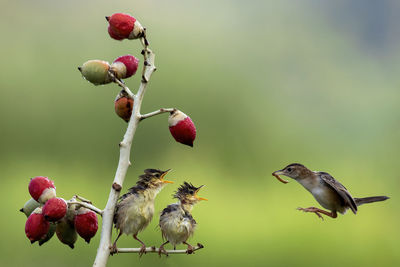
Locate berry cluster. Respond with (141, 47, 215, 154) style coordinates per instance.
(79, 12, 197, 147)
(21, 177, 98, 248)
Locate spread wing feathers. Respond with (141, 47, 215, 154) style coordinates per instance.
(318, 172, 358, 214)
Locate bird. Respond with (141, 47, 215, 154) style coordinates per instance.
(272, 163, 389, 219)
(111, 169, 173, 255)
(158, 182, 207, 256)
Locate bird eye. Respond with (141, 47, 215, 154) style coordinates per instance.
(188, 190, 194, 194)
(287, 167, 292, 172)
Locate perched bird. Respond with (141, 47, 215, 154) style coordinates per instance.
(272, 163, 389, 219)
(112, 169, 173, 255)
(158, 182, 207, 256)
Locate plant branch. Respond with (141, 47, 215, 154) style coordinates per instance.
(93, 34, 156, 267)
(115, 243, 204, 254)
(108, 71, 135, 99)
(140, 108, 176, 121)
(68, 201, 103, 216)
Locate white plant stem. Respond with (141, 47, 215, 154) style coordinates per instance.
(140, 108, 176, 120)
(68, 201, 103, 216)
(93, 37, 156, 267)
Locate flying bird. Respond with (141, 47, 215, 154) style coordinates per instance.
(272, 163, 389, 219)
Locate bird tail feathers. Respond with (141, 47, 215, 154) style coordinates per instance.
(354, 196, 389, 206)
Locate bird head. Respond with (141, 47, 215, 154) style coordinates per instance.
(272, 163, 309, 183)
(174, 182, 207, 205)
(137, 169, 174, 189)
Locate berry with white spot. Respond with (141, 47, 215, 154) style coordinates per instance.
(74, 208, 98, 244)
(42, 197, 67, 222)
(111, 55, 139, 79)
(25, 208, 50, 244)
(28, 176, 56, 204)
(106, 13, 144, 40)
(168, 110, 197, 147)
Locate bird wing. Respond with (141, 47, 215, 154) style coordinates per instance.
(318, 172, 358, 214)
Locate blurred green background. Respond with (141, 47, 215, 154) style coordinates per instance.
(0, 0, 399, 266)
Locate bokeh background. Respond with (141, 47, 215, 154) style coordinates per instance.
(0, 0, 399, 266)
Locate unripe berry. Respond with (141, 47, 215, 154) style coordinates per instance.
(25, 208, 50, 244)
(106, 13, 144, 40)
(56, 217, 77, 249)
(38, 222, 56, 246)
(28, 176, 56, 204)
(74, 208, 98, 244)
(168, 110, 197, 147)
(111, 55, 139, 79)
(114, 90, 133, 122)
(20, 198, 40, 217)
(42, 197, 67, 222)
(78, 60, 112, 85)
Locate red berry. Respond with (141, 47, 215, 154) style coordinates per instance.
(111, 55, 139, 79)
(106, 13, 144, 40)
(108, 13, 135, 38)
(168, 110, 197, 147)
(107, 26, 124, 40)
(25, 208, 50, 243)
(115, 90, 133, 122)
(28, 176, 56, 203)
(42, 198, 67, 222)
(74, 208, 98, 244)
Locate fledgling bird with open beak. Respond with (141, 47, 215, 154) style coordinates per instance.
(272, 163, 389, 219)
(158, 182, 207, 256)
(111, 169, 173, 255)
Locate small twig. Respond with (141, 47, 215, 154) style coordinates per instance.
(140, 108, 176, 121)
(108, 71, 135, 99)
(74, 195, 92, 204)
(68, 200, 103, 216)
(115, 243, 204, 254)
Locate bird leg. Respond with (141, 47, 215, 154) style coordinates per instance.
(133, 234, 147, 257)
(158, 240, 169, 257)
(297, 207, 337, 220)
(110, 232, 122, 255)
(183, 241, 195, 254)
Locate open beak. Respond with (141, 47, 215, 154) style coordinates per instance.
(272, 170, 289, 184)
(195, 185, 208, 201)
(160, 169, 174, 184)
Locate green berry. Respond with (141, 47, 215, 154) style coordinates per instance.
(78, 60, 112, 85)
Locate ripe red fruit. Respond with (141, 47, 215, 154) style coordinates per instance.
(168, 110, 197, 147)
(111, 55, 139, 79)
(25, 208, 50, 243)
(115, 90, 134, 122)
(106, 13, 144, 40)
(107, 26, 124, 40)
(42, 197, 67, 222)
(74, 208, 98, 243)
(28, 176, 56, 203)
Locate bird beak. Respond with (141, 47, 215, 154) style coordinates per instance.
(160, 169, 174, 184)
(195, 185, 208, 201)
(272, 170, 289, 184)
